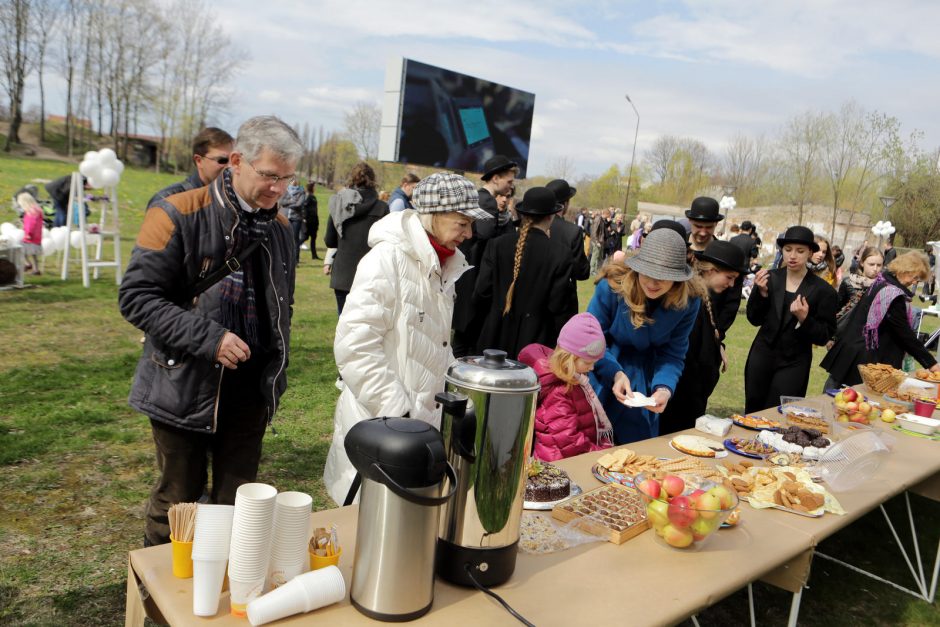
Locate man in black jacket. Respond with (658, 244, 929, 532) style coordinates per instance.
(119, 115, 302, 546)
(546, 178, 590, 312)
(147, 127, 234, 208)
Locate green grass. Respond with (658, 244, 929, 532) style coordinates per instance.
(1, 153, 939, 625)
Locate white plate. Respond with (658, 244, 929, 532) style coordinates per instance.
(668, 441, 728, 459)
(524, 482, 583, 511)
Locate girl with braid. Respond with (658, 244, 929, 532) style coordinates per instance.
(474, 187, 574, 358)
(658, 241, 748, 435)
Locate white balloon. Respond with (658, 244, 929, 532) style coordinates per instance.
(111, 159, 125, 174)
(10, 229, 24, 246)
(83, 151, 98, 161)
(887, 226, 896, 235)
(0, 222, 15, 236)
(50, 227, 68, 249)
(69, 230, 87, 248)
(99, 148, 117, 163)
(99, 168, 120, 187)
(87, 176, 102, 189)
(42, 238, 59, 255)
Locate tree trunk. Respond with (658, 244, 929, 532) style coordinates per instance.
(830, 191, 839, 241)
(39, 65, 46, 143)
(66, 65, 74, 157)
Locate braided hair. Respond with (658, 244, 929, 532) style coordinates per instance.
(691, 258, 721, 344)
(503, 219, 533, 315)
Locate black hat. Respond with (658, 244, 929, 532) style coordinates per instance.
(694, 240, 748, 274)
(481, 155, 518, 181)
(516, 187, 561, 216)
(546, 178, 577, 203)
(776, 226, 819, 252)
(651, 219, 690, 247)
(685, 196, 724, 222)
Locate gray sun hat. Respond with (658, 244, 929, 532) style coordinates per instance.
(626, 228, 694, 282)
(411, 172, 492, 221)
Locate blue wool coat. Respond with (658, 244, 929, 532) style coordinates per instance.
(587, 279, 700, 444)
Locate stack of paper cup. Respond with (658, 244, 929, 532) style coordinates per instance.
(191, 504, 235, 617)
(247, 565, 346, 626)
(267, 491, 313, 589)
(228, 483, 278, 616)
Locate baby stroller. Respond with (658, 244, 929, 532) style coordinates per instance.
(11, 185, 55, 229)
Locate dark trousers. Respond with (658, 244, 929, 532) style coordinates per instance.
(303, 210, 319, 259)
(145, 391, 268, 546)
(290, 218, 303, 263)
(53, 199, 67, 227)
(334, 289, 349, 315)
(658, 361, 721, 435)
(744, 343, 812, 413)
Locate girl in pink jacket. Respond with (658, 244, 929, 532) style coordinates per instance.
(519, 312, 614, 461)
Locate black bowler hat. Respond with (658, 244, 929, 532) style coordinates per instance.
(776, 225, 819, 252)
(546, 178, 577, 203)
(516, 187, 561, 216)
(651, 219, 691, 247)
(695, 240, 749, 274)
(481, 155, 518, 181)
(685, 196, 724, 222)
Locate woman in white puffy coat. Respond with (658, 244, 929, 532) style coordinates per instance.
(324, 173, 492, 504)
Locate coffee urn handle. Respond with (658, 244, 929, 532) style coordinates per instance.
(370, 461, 458, 507)
(436, 392, 476, 462)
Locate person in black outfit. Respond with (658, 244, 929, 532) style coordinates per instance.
(744, 226, 838, 413)
(659, 241, 749, 434)
(324, 162, 389, 314)
(546, 179, 591, 312)
(821, 252, 939, 387)
(301, 182, 319, 260)
(883, 234, 898, 266)
(475, 187, 573, 359)
(452, 155, 516, 356)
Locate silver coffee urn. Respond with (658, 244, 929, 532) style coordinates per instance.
(345, 417, 457, 621)
(436, 349, 539, 587)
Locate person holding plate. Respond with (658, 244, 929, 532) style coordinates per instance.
(744, 226, 838, 413)
(587, 228, 701, 444)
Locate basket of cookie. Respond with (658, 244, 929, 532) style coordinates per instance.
(858, 363, 906, 394)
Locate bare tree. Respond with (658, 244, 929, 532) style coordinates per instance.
(545, 155, 577, 182)
(31, 0, 57, 143)
(644, 135, 679, 185)
(343, 101, 380, 160)
(722, 133, 768, 205)
(778, 110, 825, 223)
(0, 0, 34, 150)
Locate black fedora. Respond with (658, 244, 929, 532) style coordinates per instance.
(481, 155, 518, 181)
(546, 178, 577, 203)
(651, 219, 691, 247)
(516, 187, 561, 216)
(685, 196, 724, 222)
(694, 240, 748, 274)
(776, 225, 819, 252)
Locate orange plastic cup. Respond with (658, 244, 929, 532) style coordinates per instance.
(170, 536, 193, 579)
(309, 546, 342, 571)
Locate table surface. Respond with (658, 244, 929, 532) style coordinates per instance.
(128, 387, 940, 626)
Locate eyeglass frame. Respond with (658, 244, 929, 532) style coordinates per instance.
(201, 155, 230, 165)
(242, 159, 297, 187)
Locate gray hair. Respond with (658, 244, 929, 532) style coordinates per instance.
(235, 115, 304, 164)
(418, 212, 435, 234)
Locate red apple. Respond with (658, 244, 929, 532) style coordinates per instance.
(636, 478, 661, 500)
(858, 401, 872, 415)
(662, 474, 685, 498)
(708, 485, 734, 510)
(849, 413, 869, 424)
(662, 523, 694, 548)
(845, 401, 859, 413)
(667, 496, 697, 528)
(695, 491, 722, 519)
(843, 388, 858, 402)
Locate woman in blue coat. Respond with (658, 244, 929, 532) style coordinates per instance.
(588, 228, 701, 444)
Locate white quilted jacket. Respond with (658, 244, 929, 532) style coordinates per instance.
(323, 210, 470, 504)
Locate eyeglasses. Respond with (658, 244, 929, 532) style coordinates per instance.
(243, 160, 296, 187)
(203, 155, 230, 165)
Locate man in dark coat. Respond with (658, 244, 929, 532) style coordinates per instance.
(147, 127, 234, 208)
(451, 155, 514, 356)
(301, 182, 319, 260)
(45, 174, 90, 227)
(546, 178, 590, 312)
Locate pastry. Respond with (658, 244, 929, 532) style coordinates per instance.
(671, 435, 724, 458)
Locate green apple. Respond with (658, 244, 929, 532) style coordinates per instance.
(647, 499, 669, 529)
(881, 408, 897, 423)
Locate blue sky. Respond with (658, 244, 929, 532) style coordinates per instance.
(35, 1, 940, 178)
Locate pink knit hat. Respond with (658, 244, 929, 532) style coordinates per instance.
(557, 313, 606, 360)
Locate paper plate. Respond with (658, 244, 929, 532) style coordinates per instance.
(524, 482, 583, 511)
(724, 438, 776, 460)
(668, 441, 728, 459)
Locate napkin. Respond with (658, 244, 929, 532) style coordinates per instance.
(620, 392, 657, 408)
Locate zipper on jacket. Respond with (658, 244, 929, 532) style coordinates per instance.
(262, 239, 287, 424)
(192, 256, 214, 307)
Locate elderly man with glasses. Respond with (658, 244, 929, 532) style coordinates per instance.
(120, 115, 302, 547)
(147, 127, 234, 207)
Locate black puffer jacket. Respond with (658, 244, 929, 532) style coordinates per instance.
(324, 187, 388, 292)
(118, 175, 295, 433)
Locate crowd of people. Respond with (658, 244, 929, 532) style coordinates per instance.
(118, 134, 940, 536)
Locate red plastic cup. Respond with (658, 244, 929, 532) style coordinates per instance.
(913, 398, 935, 418)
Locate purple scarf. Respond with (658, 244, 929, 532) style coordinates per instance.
(864, 273, 914, 350)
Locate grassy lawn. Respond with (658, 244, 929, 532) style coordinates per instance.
(1, 153, 939, 625)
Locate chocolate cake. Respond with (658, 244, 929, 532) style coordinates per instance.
(525, 461, 571, 502)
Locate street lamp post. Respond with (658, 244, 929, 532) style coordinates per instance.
(622, 94, 640, 215)
(878, 195, 896, 248)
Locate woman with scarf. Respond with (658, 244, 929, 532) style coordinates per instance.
(475, 187, 573, 358)
(744, 226, 838, 413)
(323, 162, 389, 314)
(809, 234, 837, 287)
(821, 252, 939, 387)
(659, 240, 748, 435)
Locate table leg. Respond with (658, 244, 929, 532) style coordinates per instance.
(747, 583, 756, 627)
(786, 587, 803, 627)
(125, 560, 146, 627)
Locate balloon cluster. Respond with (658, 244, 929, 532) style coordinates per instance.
(79, 148, 124, 189)
(719, 196, 736, 211)
(0, 223, 100, 256)
(871, 220, 896, 237)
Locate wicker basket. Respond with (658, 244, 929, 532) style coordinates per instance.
(857, 363, 906, 394)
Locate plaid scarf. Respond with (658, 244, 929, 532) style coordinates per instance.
(864, 272, 914, 351)
(218, 169, 278, 347)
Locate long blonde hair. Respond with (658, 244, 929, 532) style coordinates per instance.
(504, 214, 551, 315)
(599, 263, 696, 329)
(548, 348, 581, 388)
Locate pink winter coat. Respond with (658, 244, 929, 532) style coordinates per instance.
(518, 343, 610, 461)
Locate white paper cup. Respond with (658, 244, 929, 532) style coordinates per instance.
(192, 504, 234, 560)
(192, 559, 228, 617)
(236, 482, 278, 503)
(229, 488, 276, 581)
(247, 567, 346, 626)
(230, 575, 266, 617)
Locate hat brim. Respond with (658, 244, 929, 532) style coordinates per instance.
(776, 238, 819, 253)
(455, 206, 494, 221)
(626, 256, 693, 282)
(684, 210, 724, 222)
(481, 161, 518, 181)
(516, 202, 562, 216)
(693, 250, 748, 275)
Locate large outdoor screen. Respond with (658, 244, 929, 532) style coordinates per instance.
(378, 58, 535, 178)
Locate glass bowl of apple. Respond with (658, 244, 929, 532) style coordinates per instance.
(633, 472, 739, 551)
(832, 388, 877, 426)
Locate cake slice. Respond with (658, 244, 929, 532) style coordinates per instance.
(671, 435, 724, 458)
